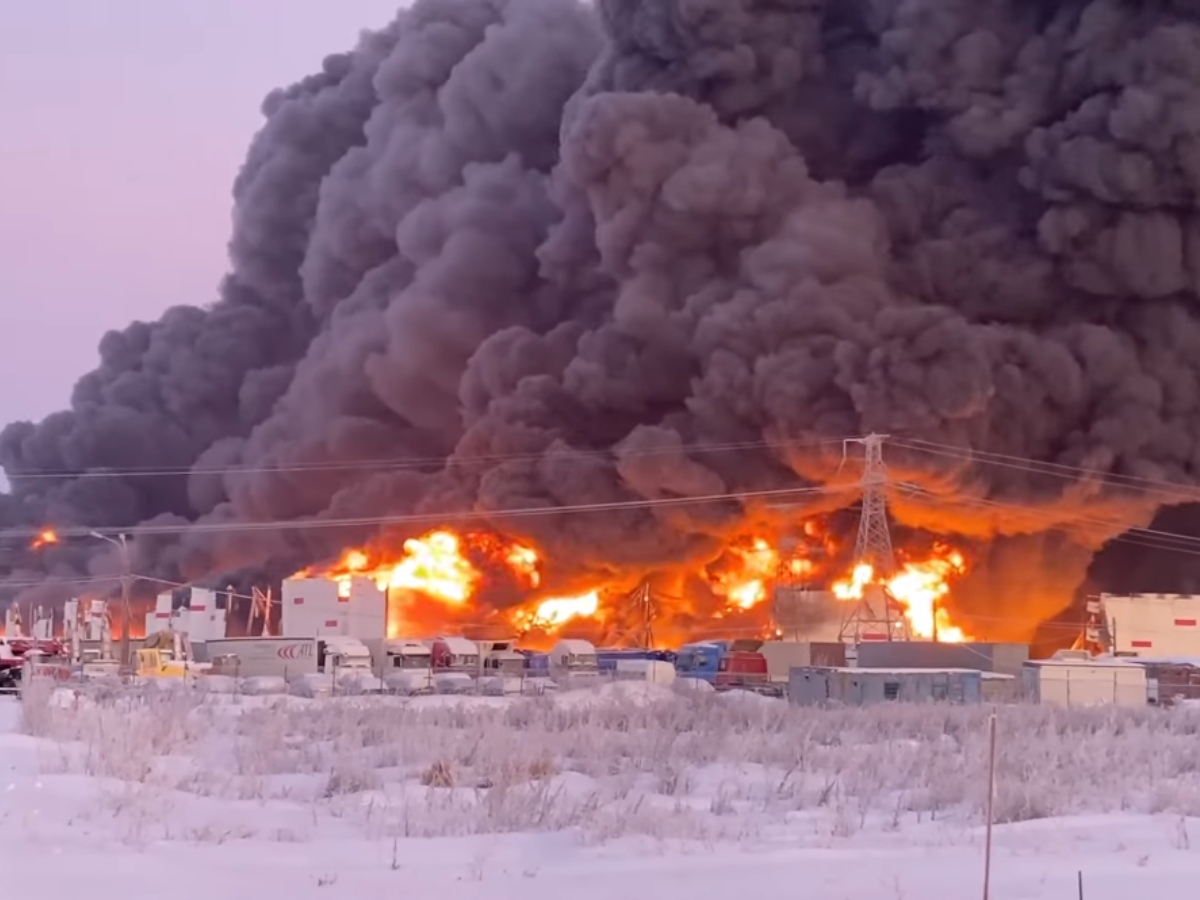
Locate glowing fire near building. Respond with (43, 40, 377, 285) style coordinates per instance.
(30, 528, 59, 550)
(291, 522, 972, 647)
(831, 549, 969, 642)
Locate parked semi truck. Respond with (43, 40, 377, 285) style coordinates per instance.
(194, 636, 371, 681)
(675, 641, 773, 693)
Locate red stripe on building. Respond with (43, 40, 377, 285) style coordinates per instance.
(1131, 639, 1153, 648)
(189, 606, 206, 612)
(1175, 618, 1197, 627)
(324, 619, 338, 628)
(861, 633, 889, 642)
(154, 612, 170, 618)
(293, 597, 304, 605)
(337, 595, 350, 603)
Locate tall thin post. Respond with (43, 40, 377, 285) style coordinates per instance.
(117, 535, 131, 672)
(983, 711, 998, 900)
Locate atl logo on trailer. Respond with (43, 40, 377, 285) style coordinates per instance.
(277, 642, 314, 660)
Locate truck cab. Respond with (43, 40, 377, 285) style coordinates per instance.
(382, 639, 433, 694)
(675, 641, 770, 692)
(318, 636, 373, 676)
(674, 641, 726, 682)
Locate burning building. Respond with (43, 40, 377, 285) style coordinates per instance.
(5, 1, 1200, 646)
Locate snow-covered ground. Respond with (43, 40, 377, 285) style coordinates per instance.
(5, 683, 1200, 898)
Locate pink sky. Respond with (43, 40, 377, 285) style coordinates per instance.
(0, 0, 402, 425)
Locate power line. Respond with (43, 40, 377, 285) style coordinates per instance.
(2, 435, 850, 481)
(0, 482, 852, 542)
(893, 482, 1200, 556)
(891, 437, 1200, 505)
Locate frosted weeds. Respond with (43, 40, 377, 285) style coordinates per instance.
(19, 683, 1200, 845)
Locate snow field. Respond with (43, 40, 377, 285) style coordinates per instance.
(15, 680, 1200, 848)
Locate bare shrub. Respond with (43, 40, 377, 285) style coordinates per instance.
(20, 687, 1200, 844)
(421, 760, 455, 788)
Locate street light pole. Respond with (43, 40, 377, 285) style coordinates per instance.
(90, 532, 131, 672)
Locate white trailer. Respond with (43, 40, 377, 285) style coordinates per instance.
(195, 635, 373, 682)
(613, 659, 676, 684)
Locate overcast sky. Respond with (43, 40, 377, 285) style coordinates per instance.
(0, 0, 402, 426)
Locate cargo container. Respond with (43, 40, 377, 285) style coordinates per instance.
(855, 641, 1029, 677)
(789, 667, 985, 706)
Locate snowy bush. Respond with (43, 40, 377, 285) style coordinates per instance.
(19, 687, 1200, 845)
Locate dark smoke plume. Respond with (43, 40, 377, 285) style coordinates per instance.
(7, 0, 1200, 638)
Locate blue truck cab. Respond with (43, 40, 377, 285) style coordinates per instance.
(673, 641, 729, 683)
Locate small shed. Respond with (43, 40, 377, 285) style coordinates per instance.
(788, 666, 984, 706)
(1021, 657, 1147, 707)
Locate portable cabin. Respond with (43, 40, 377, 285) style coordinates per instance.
(789, 667, 985, 706)
(1021, 656, 1148, 707)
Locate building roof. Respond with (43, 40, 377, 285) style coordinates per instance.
(795, 667, 987, 676)
(553, 639, 596, 654)
(1024, 657, 1141, 668)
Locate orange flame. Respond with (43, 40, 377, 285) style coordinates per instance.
(513, 590, 600, 630)
(832, 548, 969, 642)
(297, 529, 600, 639)
(711, 537, 778, 610)
(31, 528, 59, 550)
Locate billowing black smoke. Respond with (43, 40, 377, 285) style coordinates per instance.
(6, 0, 1200, 637)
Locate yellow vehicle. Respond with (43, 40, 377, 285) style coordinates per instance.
(135, 647, 189, 678)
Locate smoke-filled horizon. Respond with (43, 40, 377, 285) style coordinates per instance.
(6, 0, 1200, 640)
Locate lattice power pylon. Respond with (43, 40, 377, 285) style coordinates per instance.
(839, 434, 911, 643)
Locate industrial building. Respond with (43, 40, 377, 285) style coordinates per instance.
(788, 666, 988, 706)
(855, 641, 1029, 677)
(282, 576, 386, 640)
(1099, 592, 1200, 657)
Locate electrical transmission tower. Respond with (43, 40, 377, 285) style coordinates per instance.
(838, 434, 911, 643)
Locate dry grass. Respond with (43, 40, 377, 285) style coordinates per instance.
(19, 683, 1200, 846)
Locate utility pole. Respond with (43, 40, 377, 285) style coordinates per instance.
(838, 434, 910, 643)
(639, 581, 655, 650)
(91, 532, 132, 671)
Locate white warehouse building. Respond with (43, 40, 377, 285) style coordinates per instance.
(281, 576, 387, 641)
(1101, 592, 1200, 657)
